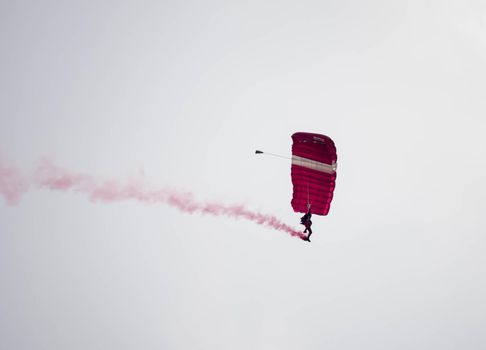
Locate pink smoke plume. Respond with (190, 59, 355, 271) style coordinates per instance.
(1, 159, 306, 240)
(0, 159, 28, 206)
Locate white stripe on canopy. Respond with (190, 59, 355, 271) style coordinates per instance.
(291, 155, 337, 174)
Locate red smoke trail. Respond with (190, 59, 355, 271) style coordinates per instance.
(1, 159, 306, 240)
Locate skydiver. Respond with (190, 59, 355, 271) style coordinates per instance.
(300, 206, 313, 241)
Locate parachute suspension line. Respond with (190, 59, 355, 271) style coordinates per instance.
(307, 181, 310, 210)
(254, 150, 290, 160)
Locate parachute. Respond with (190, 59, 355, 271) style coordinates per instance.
(290, 132, 337, 215)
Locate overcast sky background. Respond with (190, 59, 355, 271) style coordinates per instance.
(1, 1, 486, 349)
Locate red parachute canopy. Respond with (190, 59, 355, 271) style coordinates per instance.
(291, 132, 337, 216)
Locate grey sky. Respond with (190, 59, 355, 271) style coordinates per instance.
(1, 1, 486, 349)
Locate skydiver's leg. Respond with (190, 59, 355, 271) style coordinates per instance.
(304, 226, 312, 240)
(305, 231, 312, 242)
